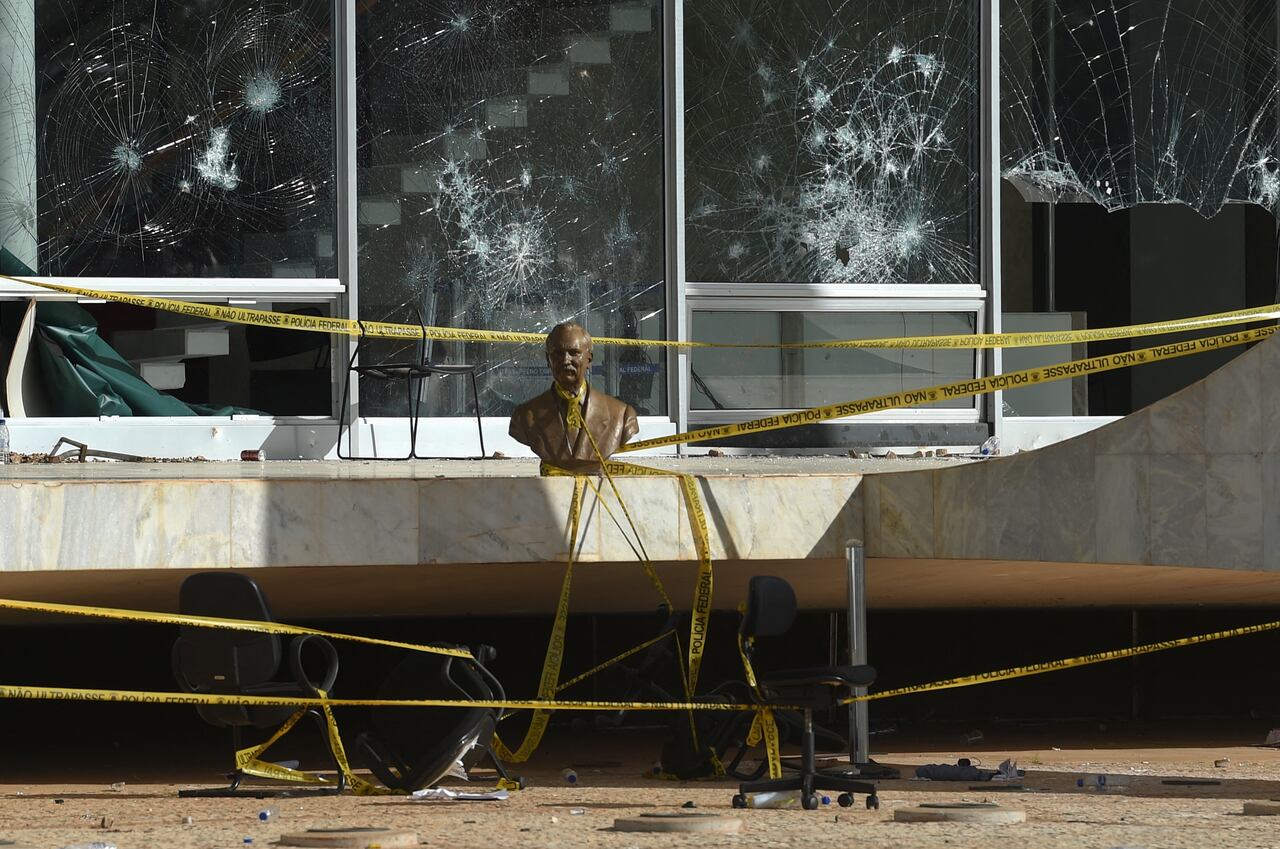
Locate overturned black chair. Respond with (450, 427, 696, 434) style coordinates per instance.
(731, 576, 880, 810)
(337, 305, 485, 460)
(354, 645, 522, 792)
(172, 572, 346, 797)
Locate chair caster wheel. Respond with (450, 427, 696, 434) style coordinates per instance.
(731, 794, 748, 809)
(866, 794, 880, 810)
(802, 793, 820, 810)
(837, 793, 854, 808)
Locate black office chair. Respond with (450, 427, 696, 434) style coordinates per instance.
(730, 576, 880, 810)
(171, 572, 346, 797)
(354, 645, 523, 792)
(337, 306, 485, 460)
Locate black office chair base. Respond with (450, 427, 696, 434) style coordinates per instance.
(732, 779, 880, 810)
(177, 708, 348, 798)
(178, 781, 345, 799)
(731, 708, 879, 811)
(478, 745, 526, 790)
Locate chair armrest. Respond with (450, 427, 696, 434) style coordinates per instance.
(288, 634, 340, 697)
(760, 664, 876, 690)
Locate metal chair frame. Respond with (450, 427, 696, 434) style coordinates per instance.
(338, 307, 486, 460)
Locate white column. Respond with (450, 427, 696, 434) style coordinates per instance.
(0, 0, 35, 274)
(663, 0, 688, 444)
(981, 0, 1003, 442)
(0, 0, 36, 272)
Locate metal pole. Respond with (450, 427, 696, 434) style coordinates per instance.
(846, 539, 869, 765)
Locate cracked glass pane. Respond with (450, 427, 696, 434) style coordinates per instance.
(691, 310, 977, 409)
(1000, 0, 1279, 417)
(685, 0, 979, 285)
(0, 0, 335, 277)
(356, 0, 667, 419)
(1002, 0, 1278, 214)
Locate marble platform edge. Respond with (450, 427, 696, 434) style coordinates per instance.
(0, 472, 867, 571)
(866, 330, 1280, 573)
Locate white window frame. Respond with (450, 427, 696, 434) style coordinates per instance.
(0, 0, 353, 459)
(686, 283, 986, 426)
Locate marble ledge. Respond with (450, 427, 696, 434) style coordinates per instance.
(0, 473, 867, 572)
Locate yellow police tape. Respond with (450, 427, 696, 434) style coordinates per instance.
(4, 273, 1277, 350)
(3, 616, 1276, 712)
(744, 708, 784, 780)
(0, 597, 472, 658)
(491, 476, 586, 764)
(622, 324, 1279, 452)
(846, 617, 1280, 704)
(236, 708, 335, 786)
(495, 391, 718, 763)
(1, 613, 1278, 795)
(0, 683, 766, 711)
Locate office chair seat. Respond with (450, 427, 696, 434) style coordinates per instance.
(760, 665, 877, 690)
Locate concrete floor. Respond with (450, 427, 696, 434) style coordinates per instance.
(2, 742, 1279, 849)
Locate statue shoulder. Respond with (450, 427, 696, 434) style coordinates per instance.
(592, 388, 639, 441)
(592, 388, 636, 415)
(509, 388, 556, 445)
(512, 388, 555, 418)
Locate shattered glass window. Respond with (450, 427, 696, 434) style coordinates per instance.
(356, 0, 667, 418)
(684, 0, 979, 285)
(1000, 0, 1279, 417)
(1002, 0, 1278, 214)
(1, 0, 335, 277)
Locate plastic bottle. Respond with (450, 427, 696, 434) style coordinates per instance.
(258, 808, 277, 822)
(560, 768, 578, 784)
(746, 790, 830, 808)
(0, 416, 8, 464)
(979, 435, 1000, 456)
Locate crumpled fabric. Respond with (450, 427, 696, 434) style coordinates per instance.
(914, 762, 997, 781)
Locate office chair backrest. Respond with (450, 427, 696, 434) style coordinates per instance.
(357, 651, 499, 791)
(741, 576, 797, 639)
(174, 572, 282, 691)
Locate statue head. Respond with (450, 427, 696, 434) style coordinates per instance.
(546, 322, 592, 393)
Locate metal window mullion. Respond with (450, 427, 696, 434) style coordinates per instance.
(0, 276, 343, 298)
(686, 296, 986, 313)
(663, 0, 689, 445)
(334, 0, 359, 441)
(981, 0, 1003, 439)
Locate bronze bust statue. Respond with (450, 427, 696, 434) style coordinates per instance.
(509, 323, 639, 474)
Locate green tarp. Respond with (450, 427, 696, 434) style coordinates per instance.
(4, 246, 250, 416)
(32, 303, 250, 417)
